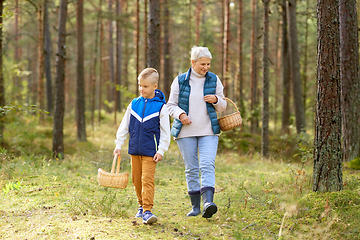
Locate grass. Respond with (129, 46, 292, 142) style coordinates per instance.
(0, 113, 360, 239)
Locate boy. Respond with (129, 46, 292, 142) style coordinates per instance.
(113, 68, 170, 224)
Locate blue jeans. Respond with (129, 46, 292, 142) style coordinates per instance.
(176, 135, 219, 194)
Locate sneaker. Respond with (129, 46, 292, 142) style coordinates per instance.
(135, 207, 143, 218)
(142, 210, 158, 224)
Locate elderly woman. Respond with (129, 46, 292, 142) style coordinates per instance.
(167, 46, 226, 218)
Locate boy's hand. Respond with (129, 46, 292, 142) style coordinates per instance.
(113, 149, 121, 157)
(153, 153, 163, 163)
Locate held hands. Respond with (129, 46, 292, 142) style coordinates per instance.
(179, 113, 192, 125)
(204, 95, 218, 104)
(153, 153, 163, 163)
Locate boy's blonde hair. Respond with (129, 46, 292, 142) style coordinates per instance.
(138, 68, 159, 85)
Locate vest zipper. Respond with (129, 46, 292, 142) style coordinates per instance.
(138, 99, 147, 154)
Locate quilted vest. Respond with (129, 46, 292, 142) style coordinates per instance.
(128, 89, 166, 157)
(171, 68, 220, 137)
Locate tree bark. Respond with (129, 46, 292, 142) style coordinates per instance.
(44, 0, 53, 114)
(261, 0, 269, 158)
(163, 0, 172, 101)
(38, 0, 45, 123)
(53, 0, 68, 158)
(144, 0, 148, 69)
(107, 0, 115, 107)
(281, 0, 290, 134)
(302, 0, 309, 112)
(135, 0, 140, 95)
(313, 0, 342, 192)
(237, 0, 243, 111)
(76, 0, 87, 142)
(195, 0, 202, 45)
(339, 0, 360, 161)
(287, 0, 306, 133)
(222, 0, 230, 97)
(147, 0, 160, 71)
(0, 0, 5, 146)
(250, 0, 257, 133)
(115, 0, 122, 113)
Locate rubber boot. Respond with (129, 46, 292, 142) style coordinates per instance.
(201, 190, 217, 218)
(187, 194, 201, 217)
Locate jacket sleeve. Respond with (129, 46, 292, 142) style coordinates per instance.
(212, 76, 227, 113)
(157, 105, 171, 156)
(167, 76, 186, 120)
(114, 103, 131, 150)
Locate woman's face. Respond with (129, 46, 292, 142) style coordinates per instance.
(191, 57, 211, 75)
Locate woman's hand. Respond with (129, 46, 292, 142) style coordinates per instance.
(204, 95, 218, 104)
(153, 153, 163, 162)
(113, 148, 121, 157)
(179, 113, 192, 125)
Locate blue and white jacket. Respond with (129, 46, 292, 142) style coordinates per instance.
(115, 90, 171, 157)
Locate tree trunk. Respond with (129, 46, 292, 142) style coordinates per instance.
(144, 0, 148, 69)
(281, 0, 290, 134)
(147, 0, 160, 70)
(237, 0, 244, 112)
(76, 0, 87, 142)
(91, 7, 100, 128)
(123, 0, 129, 89)
(222, 0, 230, 97)
(107, 0, 115, 108)
(261, 0, 269, 158)
(38, 0, 45, 123)
(115, 0, 122, 112)
(135, 0, 140, 95)
(313, 0, 342, 192)
(163, 0, 172, 101)
(0, 0, 5, 146)
(274, 10, 281, 133)
(14, 0, 19, 101)
(302, 0, 309, 112)
(195, 0, 202, 45)
(339, 0, 360, 161)
(287, 0, 306, 133)
(44, 0, 53, 114)
(53, 0, 68, 158)
(250, 0, 257, 133)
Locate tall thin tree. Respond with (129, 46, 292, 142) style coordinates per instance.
(250, 0, 258, 133)
(147, 0, 160, 70)
(313, 0, 342, 192)
(115, 0, 122, 113)
(53, 0, 68, 158)
(44, 0, 53, 114)
(38, 0, 45, 123)
(107, 0, 115, 108)
(0, 0, 5, 147)
(163, 0, 172, 100)
(135, 0, 140, 95)
(261, 0, 270, 158)
(281, 0, 290, 134)
(222, 0, 230, 97)
(237, 0, 243, 110)
(287, 0, 306, 133)
(76, 0, 87, 142)
(339, 0, 360, 162)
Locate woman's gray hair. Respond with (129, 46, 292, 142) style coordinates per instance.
(190, 46, 212, 62)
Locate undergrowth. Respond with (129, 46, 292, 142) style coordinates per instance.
(0, 113, 359, 239)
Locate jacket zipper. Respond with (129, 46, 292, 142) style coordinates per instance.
(138, 99, 147, 154)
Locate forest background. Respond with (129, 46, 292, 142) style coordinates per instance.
(0, 0, 360, 239)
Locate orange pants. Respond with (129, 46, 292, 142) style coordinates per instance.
(131, 155, 157, 213)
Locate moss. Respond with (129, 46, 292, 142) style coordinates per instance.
(349, 157, 360, 170)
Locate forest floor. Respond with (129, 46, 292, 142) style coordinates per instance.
(0, 113, 360, 239)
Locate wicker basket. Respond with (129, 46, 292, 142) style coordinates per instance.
(218, 97, 242, 131)
(98, 155, 129, 189)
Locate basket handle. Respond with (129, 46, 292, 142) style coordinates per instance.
(111, 154, 121, 174)
(223, 97, 240, 113)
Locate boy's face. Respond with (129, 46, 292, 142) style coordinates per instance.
(138, 77, 158, 99)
